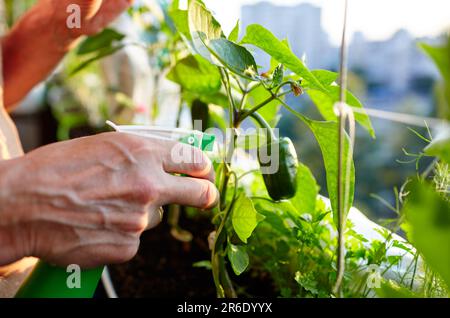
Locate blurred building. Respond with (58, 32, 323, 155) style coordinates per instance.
(241, 2, 334, 70)
(349, 30, 440, 97)
(241, 2, 441, 102)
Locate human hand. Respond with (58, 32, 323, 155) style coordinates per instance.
(0, 132, 218, 268)
(45, 0, 133, 39)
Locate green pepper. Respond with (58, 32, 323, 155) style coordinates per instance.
(191, 99, 210, 131)
(259, 137, 299, 201)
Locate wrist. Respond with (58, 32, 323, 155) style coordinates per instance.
(0, 158, 35, 262)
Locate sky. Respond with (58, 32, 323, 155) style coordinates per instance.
(204, 0, 450, 44)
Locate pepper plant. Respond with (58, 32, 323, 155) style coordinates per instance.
(164, 0, 378, 297)
(66, 0, 449, 298)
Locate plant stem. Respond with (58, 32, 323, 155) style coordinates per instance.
(212, 160, 237, 298)
(410, 252, 419, 290)
(237, 169, 260, 181)
(249, 111, 277, 141)
(220, 67, 237, 124)
(239, 87, 294, 124)
(333, 112, 346, 297)
(240, 95, 275, 121)
(273, 80, 297, 95)
(230, 73, 246, 93)
(211, 68, 241, 298)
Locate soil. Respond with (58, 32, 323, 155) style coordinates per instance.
(108, 214, 217, 298)
(106, 213, 276, 298)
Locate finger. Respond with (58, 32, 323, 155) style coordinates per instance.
(77, 0, 103, 19)
(36, 228, 140, 268)
(52, 242, 140, 268)
(159, 174, 219, 209)
(145, 206, 163, 230)
(89, 0, 132, 32)
(94, 0, 132, 20)
(162, 142, 215, 182)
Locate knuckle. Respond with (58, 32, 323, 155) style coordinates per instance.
(191, 153, 209, 172)
(132, 178, 161, 204)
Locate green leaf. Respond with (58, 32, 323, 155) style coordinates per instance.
(307, 86, 375, 137)
(424, 127, 450, 164)
(76, 28, 125, 55)
(227, 243, 249, 275)
(419, 42, 449, 82)
(307, 119, 355, 227)
(288, 112, 355, 227)
(403, 180, 450, 288)
(169, 0, 191, 40)
(272, 64, 284, 88)
(188, 0, 223, 60)
(228, 20, 240, 42)
(241, 24, 326, 92)
(183, 90, 229, 108)
(232, 194, 265, 243)
(192, 260, 212, 270)
(376, 280, 420, 298)
(310, 70, 338, 87)
(70, 45, 124, 76)
(290, 163, 319, 214)
(207, 38, 258, 77)
(167, 54, 221, 94)
(295, 272, 320, 296)
(188, 0, 222, 39)
(252, 198, 302, 229)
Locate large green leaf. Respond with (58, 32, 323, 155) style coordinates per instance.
(167, 54, 221, 94)
(420, 39, 450, 120)
(290, 163, 319, 215)
(207, 38, 258, 77)
(188, 0, 223, 60)
(308, 86, 375, 138)
(424, 127, 450, 164)
(287, 112, 355, 227)
(76, 29, 125, 55)
(227, 243, 249, 276)
(310, 70, 338, 87)
(232, 194, 265, 243)
(403, 180, 450, 288)
(241, 24, 326, 92)
(376, 280, 419, 298)
(307, 119, 355, 227)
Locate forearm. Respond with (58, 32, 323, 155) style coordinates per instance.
(1, 0, 77, 109)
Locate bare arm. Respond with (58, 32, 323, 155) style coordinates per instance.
(0, 1, 134, 297)
(1, 0, 132, 109)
